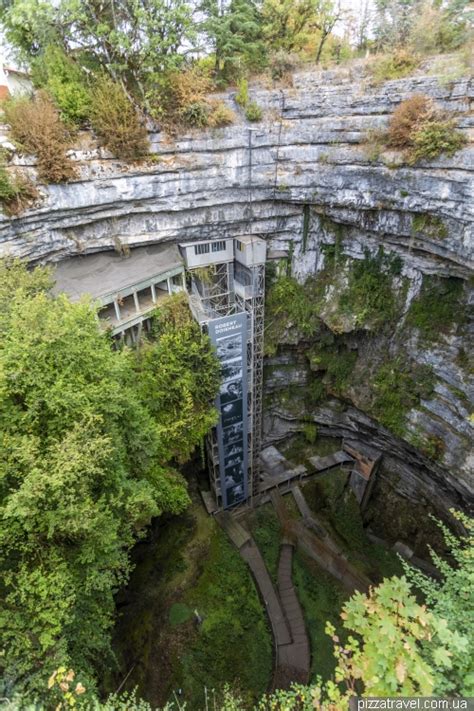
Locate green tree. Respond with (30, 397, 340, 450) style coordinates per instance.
(201, 0, 266, 80)
(1, 0, 195, 103)
(402, 510, 474, 694)
(262, 0, 342, 60)
(137, 294, 221, 464)
(262, 0, 321, 52)
(408, 0, 473, 52)
(0, 0, 58, 61)
(0, 261, 218, 701)
(313, 0, 343, 63)
(329, 576, 468, 699)
(31, 45, 92, 125)
(373, 0, 422, 48)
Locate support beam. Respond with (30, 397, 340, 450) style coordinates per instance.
(151, 283, 156, 303)
(113, 299, 121, 322)
(133, 291, 140, 314)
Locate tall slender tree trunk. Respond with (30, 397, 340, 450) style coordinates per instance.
(315, 30, 329, 63)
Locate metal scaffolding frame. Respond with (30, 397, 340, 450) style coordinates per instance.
(186, 262, 235, 510)
(188, 262, 234, 323)
(234, 263, 265, 502)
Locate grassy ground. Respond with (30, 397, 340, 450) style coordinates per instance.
(247, 503, 282, 582)
(178, 528, 272, 708)
(108, 492, 272, 708)
(293, 550, 347, 682)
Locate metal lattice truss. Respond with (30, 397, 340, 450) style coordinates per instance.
(206, 428, 221, 504)
(189, 263, 234, 322)
(234, 263, 265, 504)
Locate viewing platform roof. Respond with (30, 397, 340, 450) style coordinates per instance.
(52, 243, 183, 305)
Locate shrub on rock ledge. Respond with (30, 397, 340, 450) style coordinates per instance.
(31, 45, 92, 126)
(409, 117, 466, 163)
(0, 159, 39, 216)
(387, 94, 433, 148)
(245, 100, 263, 122)
(3, 92, 77, 183)
(371, 49, 420, 84)
(90, 77, 150, 160)
(180, 100, 209, 128)
(208, 101, 236, 128)
(386, 94, 466, 163)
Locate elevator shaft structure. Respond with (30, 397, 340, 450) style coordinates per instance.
(179, 236, 266, 511)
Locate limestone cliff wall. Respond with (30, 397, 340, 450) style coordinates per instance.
(0, 63, 472, 269)
(0, 61, 472, 512)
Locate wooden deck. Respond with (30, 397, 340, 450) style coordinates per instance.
(308, 450, 354, 472)
(216, 512, 310, 690)
(274, 543, 311, 688)
(258, 446, 354, 497)
(271, 488, 371, 593)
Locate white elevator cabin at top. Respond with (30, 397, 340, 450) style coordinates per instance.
(179, 235, 266, 270)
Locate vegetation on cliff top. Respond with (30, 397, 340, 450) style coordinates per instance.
(0, 0, 469, 173)
(3, 91, 77, 183)
(0, 157, 38, 215)
(367, 93, 467, 165)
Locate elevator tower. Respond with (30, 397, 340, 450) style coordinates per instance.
(179, 236, 266, 510)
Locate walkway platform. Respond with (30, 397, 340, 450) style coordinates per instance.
(52, 242, 185, 337)
(52, 243, 183, 304)
(216, 511, 311, 689)
(259, 445, 354, 498)
(240, 541, 292, 648)
(271, 488, 370, 593)
(275, 543, 310, 687)
(215, 512, 251, 550)
(308, 450, 353, 471)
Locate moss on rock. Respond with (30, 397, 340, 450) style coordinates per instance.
(370, 358, 436, 437)
(406, 275, 465, 340)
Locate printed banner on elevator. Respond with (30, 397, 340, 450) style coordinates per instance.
(208, 313, 248, 509)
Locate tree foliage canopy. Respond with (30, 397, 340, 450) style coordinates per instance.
(1, 0, 194, 98)
(403, 510, 474, 695)
(0, 260, 219, 700)
(201, 0, 266, 78)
